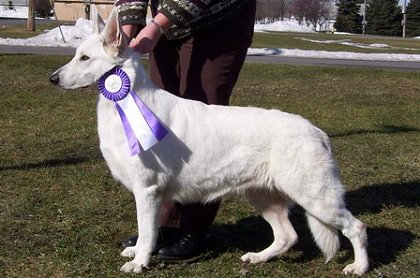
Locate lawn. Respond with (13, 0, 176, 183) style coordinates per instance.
(0, 55, 419, 278)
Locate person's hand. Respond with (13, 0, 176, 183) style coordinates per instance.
(127, 13, 172, 54)
(129, 22, 162, 54)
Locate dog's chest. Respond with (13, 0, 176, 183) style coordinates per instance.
(97, 98, 125, 145)
(96, 99, 137, 187)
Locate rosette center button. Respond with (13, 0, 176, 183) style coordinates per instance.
(105, 74, 123, 93)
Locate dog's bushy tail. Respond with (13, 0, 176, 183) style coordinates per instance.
(306, 213, 340, 262)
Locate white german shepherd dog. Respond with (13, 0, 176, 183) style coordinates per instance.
(50, 8, 369, 276)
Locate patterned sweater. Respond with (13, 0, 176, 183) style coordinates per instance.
(115, 0, 252, 40)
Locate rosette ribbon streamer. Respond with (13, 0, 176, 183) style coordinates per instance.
(98, 67, 168, 156)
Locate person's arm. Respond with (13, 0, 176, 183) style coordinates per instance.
(115, 0, 173, 53)
(115, 0, 148, 40)
(128, 12, 173, 53)
(118, 0, 216, 53)
(158, 0, 213, 28)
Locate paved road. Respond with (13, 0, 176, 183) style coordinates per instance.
(1, 45, 419, 71)
(0, 45, 76, 55)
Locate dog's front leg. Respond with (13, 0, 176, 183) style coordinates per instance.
(120, 185, 162, 273)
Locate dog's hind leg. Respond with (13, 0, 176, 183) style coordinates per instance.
(120, 185, 162, 273)
(339, 211, 369, 276)
(301, 198, 369, 276)
(279, 176, 369, 275)
(271, 141, 369, 275)
(241, 191, 298, 264)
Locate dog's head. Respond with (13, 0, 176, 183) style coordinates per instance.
(49, 8, 129, 89)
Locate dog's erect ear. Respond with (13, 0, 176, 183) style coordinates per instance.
(91, 5, 105, 34)
(102, 8, 128, 57)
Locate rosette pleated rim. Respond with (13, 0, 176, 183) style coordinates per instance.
(98, 67, 131, 101)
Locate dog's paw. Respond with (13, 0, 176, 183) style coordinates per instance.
(241, 252, 266, 264)
(120, 261, 146, 273)
(121, 246, 136, 258)
(343, 262, 369, 276)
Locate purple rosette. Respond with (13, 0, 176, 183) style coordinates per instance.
(97, 66, 168, 156)
(98, 67, 131, 101)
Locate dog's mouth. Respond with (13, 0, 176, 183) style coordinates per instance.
(49, 73, 93, 90)
(59, 84, 92, 91)
(63, 85, 90, 90)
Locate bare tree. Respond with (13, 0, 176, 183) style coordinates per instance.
(278, 0, 289, 21)
(256, 0, 271, 22)
(256, 0, 291, 22)
(290, 0, 307, 24)
(290, 0, 332, 30)
(304, 0, 331, 30)
(27, 0, 35, 31)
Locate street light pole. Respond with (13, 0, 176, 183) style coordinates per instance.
(402, 0, 407, 38)
(362, 0, 367, 35)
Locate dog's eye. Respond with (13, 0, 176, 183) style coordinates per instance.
(80, 55, 90, 61)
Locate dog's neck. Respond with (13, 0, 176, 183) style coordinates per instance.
(107, 50, 170, 114)
(118, 51, 156, 94)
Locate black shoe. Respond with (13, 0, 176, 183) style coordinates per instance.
(122, 227, 178, 249)
(157, 233, 207, 263)
(122, 235, 139, 248)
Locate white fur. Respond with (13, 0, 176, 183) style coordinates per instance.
(50, 8, 369, 275)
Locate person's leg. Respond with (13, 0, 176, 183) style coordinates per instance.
(149, 37, 222, 240)
(142, 38, 222, 261)
(161, 32, 254, 239)
(175, 0, 256, 237)
(147, 0, 256, 260)
(157, 1, 256, 257)
(149, 32, 252, 241)
(149, 38, 182, 97)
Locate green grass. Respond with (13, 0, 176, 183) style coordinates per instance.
(0, 55, 419, 278)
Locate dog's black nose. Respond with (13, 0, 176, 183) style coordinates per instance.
(49, 73, 59, 85)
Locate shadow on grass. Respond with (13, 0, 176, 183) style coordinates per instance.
(207, 180, 418, 269)
(250, 48, 283, 56)
(345, 180, 419, 269)
(345, 180, 420, 215)
(0, 155, 103, 171)
(329, 124, 419, 138)
(208, 211, 321, 263)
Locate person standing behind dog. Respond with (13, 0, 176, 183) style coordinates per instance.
(115, 0, 256, 261)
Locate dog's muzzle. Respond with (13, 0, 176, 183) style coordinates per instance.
(49, 73, 60, 85)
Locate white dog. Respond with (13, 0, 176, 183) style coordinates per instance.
(50, 8, 369, 276)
